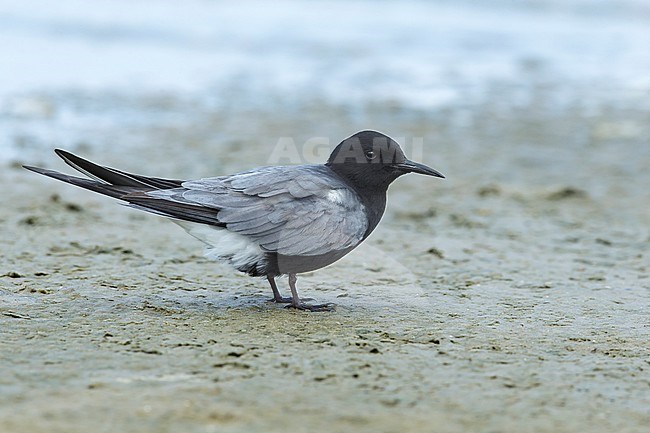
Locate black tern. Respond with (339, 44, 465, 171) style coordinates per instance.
(24, 130, 444, 311)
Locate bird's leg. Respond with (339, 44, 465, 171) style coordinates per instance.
(267, 275, 292, 303)
(286, 273, 335, 312)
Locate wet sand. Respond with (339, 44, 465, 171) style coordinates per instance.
(1, 94, 649, 433)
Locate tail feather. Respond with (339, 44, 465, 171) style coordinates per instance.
(23, 149, 224, 227)
(22, 165, 141, 199)
(126, 195, 224, 226)
(54, 149, 183, 189)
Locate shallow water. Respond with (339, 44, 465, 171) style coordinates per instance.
(2, 0, 650, 161)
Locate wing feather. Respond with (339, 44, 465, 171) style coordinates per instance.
(148, 165, 367, 256)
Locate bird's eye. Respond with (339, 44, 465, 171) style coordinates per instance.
(365, 150, 377, 160)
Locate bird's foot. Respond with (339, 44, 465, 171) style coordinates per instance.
(269, 296, 293, 303)
(269, 296, 314, 304)
(286, 302, 336, 312)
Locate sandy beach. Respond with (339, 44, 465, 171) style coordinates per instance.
(1, 1, 649, 432)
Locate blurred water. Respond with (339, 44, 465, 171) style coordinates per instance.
(1, 0, 649, 160)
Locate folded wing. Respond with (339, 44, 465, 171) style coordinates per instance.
(143, 166, 367, 256)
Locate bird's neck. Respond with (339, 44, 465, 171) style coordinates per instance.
(324, 164, 390, 238)
(359, 190, 387, 240)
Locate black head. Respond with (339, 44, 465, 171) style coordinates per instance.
(325, 130, 444, 192)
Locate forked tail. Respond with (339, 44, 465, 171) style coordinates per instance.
(23, 149, 223, 226)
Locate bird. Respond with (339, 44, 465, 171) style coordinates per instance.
(23, 130, 444, 311)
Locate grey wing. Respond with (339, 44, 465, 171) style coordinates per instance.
(147, 166, 368, 256)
